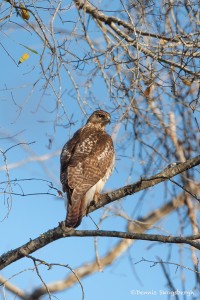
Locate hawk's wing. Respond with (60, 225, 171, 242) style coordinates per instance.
(60, 129, 81, 193)
(68, 133, 114, 191)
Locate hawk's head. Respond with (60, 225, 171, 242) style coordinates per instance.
(87, 110, 111, 128)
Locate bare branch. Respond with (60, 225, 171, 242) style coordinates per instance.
(0, 150, 60, 171)
(74, 0, 200, 76)
(135, 257, 200, 275)
(0, 275, 26, 300)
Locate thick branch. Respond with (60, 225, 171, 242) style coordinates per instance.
(88, 155, 200, 214)
(0, 155, 199, 270)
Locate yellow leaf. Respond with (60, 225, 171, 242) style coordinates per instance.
(19, 3, 30, 20)
(18, 52, 30, 64)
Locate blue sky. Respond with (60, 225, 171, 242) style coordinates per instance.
(1, 1, 200, 299)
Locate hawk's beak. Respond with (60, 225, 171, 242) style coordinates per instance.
(107, 116, 111, 124)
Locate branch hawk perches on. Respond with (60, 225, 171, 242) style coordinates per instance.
(60, 110, 115, 228)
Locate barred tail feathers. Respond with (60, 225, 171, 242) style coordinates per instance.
(65, 192, 84, 228)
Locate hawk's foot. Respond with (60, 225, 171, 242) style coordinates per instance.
(59, 221, 73, 234)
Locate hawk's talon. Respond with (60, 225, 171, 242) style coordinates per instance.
(59, 221, 73, 234)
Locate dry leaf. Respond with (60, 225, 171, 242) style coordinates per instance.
(19, 3, 30, 20)
(180, 77, 192, 86)
(144, 86, 151, 97)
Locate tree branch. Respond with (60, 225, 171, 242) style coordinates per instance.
(0, 155, 199, 270)
(88, 155, 200, 214)
(65, 230, 200, 248)
(0, 275, 26, 300)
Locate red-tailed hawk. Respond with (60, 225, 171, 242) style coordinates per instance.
(60, 110, 115, 228)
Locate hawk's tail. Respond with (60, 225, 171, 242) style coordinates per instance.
(65, 200, 83, 228)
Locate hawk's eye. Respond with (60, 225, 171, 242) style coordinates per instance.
(97, 114, 104, 118)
